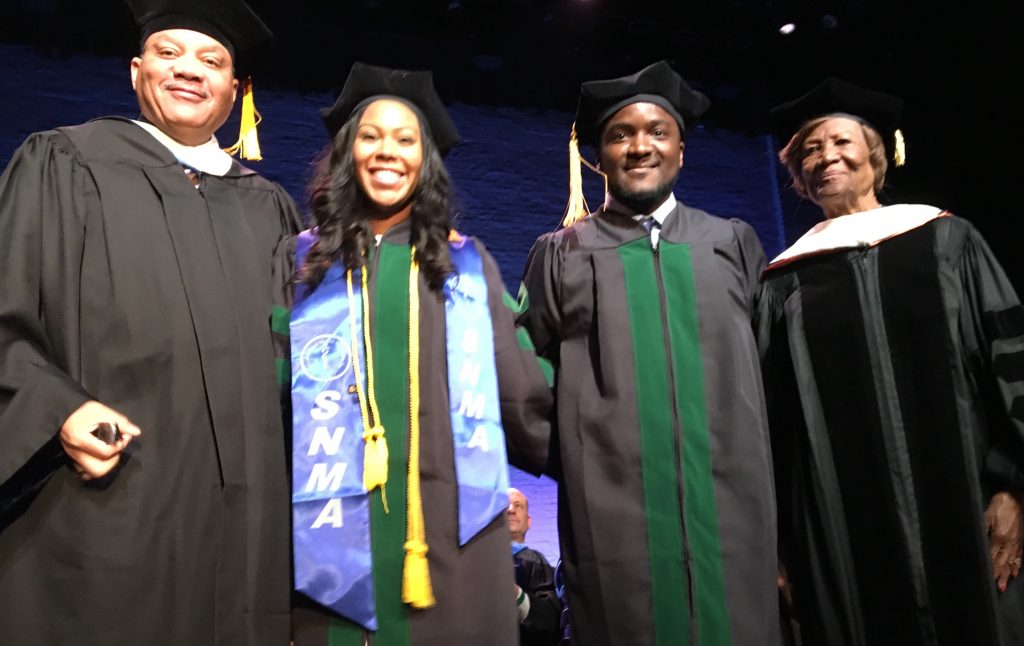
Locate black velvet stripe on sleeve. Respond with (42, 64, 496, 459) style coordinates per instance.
(983, 306, 1024, 342)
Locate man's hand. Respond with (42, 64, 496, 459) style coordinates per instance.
(59, 400, 141, 480)
(985, 491, 1024, 593)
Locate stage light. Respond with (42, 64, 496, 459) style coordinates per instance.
(779, 23, 796, 35)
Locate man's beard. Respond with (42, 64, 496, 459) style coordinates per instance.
(610, 175, 678, 215)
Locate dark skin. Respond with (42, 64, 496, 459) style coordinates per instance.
(597, 102, 684, 214)
(369, 203, 413, 236)
(985, 491, 1024, 592)
(353, 100, 421, 236)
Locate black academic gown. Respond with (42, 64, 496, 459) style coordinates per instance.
(514, 545, 562, 646)
(519, 203, 780, 646)
(0, 118, 301, 645)
(282, 221, 553, 646)
(756, 214, 1024, 646)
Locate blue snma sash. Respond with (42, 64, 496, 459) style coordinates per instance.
(290, 231, 376, 629)
(445, 236, 510, 545)
(289, 231, 509, 629)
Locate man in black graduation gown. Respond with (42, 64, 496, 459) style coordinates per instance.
(0, 1, 300, 644)
(518, 62, 780, 646)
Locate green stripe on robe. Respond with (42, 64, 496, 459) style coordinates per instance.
(328, 242, 412, 646)
(505, 287, 554, 386)
(271, 304, 290, 336)
(273, 305, 291, 387)
(660, 241, 731, 646)
(618, 238, 690, 645)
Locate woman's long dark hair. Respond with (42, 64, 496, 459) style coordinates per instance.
(300, 105, 455, 292)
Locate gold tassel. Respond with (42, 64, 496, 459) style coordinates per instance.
(402, 538, 434, 607)
(224, 78, 263, 161)
(561, 124, 590, 227)
(893, 128, 906, 167)
(561, 124, 608, 228)
(362, 424, 389, 493)
(402, 251, 435, 609)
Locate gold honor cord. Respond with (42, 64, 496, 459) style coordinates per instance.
(402, 249, 435, 608)
(347, 268, 389, 512)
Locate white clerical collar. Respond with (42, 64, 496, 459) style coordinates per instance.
(132, 120, 234, 176)
(603, 193, 677, 225)
(768, 204, 946, 269)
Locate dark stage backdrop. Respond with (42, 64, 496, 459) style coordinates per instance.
(0, 43, 788, 563)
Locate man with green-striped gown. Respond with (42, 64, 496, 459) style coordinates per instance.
(517, 61, 781, 646)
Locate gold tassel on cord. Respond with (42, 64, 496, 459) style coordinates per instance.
(224, 78, 263, 161)
(362, 425, 389, 493)
(402, 250, 435, 608)
(561, 124, 589, 227)
(561, 124, 607, 228)
(893, 128, 906, 167)
(347, 269, 389, 512)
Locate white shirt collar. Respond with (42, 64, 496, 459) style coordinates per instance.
(132, 120, 234, 176)
(768, 204, 946, 269)
(603, 193, 678, 224)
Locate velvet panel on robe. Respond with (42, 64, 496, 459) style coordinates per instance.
(756, 215, 1024, 646)
(279, 220, 554, 646)
(0, 118, 301, 646)
(518, 203, 780, 646)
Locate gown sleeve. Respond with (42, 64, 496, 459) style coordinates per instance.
(752, 271, 801, 567)
(271, 234, 298, 445)
(730, 217, 768, 314)
(0, 133, 95, 507)
(953, 220, 1024, 489)
(271, 235, 298, 371)
(478, 240, 554, 476)
(270, 183, 303, 241)
(517, 232, 563, 370)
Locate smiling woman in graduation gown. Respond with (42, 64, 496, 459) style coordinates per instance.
(277, 63, 552, 646)
(758, 78, 1024, 646)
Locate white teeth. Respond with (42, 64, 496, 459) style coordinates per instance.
(373, 169, 402, 184)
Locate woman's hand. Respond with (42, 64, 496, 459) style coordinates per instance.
(985, 491, 1024, 592)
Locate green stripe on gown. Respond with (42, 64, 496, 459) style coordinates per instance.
(660, 241, 731, 646)
(618, 238, 690, 645)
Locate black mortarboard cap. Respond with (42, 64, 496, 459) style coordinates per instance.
(573, 60, 710, 147)
(320, 62, 461, 156)
(126, 0, 273, 78)
(770, 77, 905, 161)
